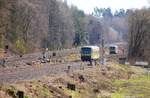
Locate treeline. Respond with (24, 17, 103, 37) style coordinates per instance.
(128, 8, 150, 64)
(0, 0, 128, 54)
(91, 7, 150, 64)
(92, 7, 128, 43)
(0, 0, 101, 54)
(93, 7, 127, 17)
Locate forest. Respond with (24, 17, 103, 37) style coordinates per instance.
(0, 0, 149, 64)
(0, 0, 128, 54)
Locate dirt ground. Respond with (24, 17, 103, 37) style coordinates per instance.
(0, 63, 148, 98)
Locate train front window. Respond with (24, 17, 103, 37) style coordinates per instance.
(81, 48, 91, 54)
(110, 47, 115, 51)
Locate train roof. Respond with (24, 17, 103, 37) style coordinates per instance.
(81, 46, 100, 50)
(109, 45, 118, 48)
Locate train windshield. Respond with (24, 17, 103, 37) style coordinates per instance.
(81, 48, 91, 54)
(110, 47, 115, 50)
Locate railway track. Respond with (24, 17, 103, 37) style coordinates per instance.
(0, 48, 84, 83)
(0, 61, 88, 83)
(3, 48, 80, 67)
(0, 47, 126, 83)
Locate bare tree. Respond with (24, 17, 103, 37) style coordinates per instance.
(128, 9, 150, 64)
(7, 0, 32, 54)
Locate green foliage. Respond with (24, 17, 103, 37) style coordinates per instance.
(15, 39, 26, 54)
(72, 7, 89, 46)
(93, 7, 113, 17)
(93, 7, 126, 17)
(112, 75, 150, 98)
(73, 32, 89, 46)
(24, 96, 29, 98)
(63, 87, 83, 98)
(114, 9, 126, 17)
(0, 0, 4, 8)
(111, 93, 123, 98)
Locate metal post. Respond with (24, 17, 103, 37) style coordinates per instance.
(101, 37, 104, 65)
(100, 27, 105, 65)
(97, 21, 105, 66)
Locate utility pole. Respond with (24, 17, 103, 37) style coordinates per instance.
(97, 19, 105, 66)
(101, 31, 105, 65)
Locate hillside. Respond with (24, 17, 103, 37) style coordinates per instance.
(0, 0, 128, 55)
(0, 0, 75, 53)
(0, 63, 149, 98)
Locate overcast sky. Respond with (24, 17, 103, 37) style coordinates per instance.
(65, 0, 149, 14)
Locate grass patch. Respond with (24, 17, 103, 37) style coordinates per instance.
(110, 64, 130, 72)
(63, 87, 83, 98)
(111, 93, 124, 98)
(28, 81, 53, 97)
(112, 75, 150, 98)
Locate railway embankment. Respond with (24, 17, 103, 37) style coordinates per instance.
(0, 63, 149, 98)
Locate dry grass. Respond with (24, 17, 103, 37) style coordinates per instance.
(0, 63, 147, 98)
